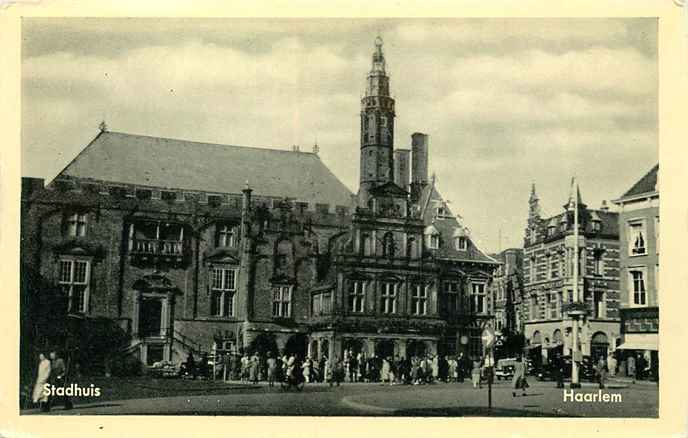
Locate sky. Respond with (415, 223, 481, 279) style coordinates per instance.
(21, 18, 658, 253)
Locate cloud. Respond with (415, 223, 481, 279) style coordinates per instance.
(21, 18, 658, 252)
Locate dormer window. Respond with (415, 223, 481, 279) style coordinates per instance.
(425, 225, 440, 250)
(591, 220, 602, 233)
(455, 236, 468, 251)
(547, 226, 555, 237)
(66, 212, 88, 237)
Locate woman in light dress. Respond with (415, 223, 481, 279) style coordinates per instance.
(32, 353, 51, 411)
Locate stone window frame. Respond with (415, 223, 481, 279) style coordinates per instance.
(627, 218, 647, 257)
(65, 210, 88, 238)
(58, 256, 92, 315)
(272, 285, 293, 318)
(348, 279, 366, 314)
(210, 266, 238, 317)
(628, 266, 648, 308)
(410, 283, 428, 316)
(379, 280, 398, 315)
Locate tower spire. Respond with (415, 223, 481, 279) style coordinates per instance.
(358, 36, 396, 206)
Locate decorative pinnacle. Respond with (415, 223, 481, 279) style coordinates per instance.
(98, 120, 108, 132)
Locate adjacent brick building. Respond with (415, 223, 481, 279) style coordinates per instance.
(612, 164, 659, 380)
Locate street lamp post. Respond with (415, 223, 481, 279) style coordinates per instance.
(569, 179, 583, 389)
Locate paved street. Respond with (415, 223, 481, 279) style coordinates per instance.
(23, 379, 658, 417)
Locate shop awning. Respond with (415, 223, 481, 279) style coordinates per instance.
(616, 334, 658, 351)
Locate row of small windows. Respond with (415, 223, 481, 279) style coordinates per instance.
(63, 212, 239, 250)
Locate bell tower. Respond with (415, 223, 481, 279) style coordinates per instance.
(359, 36, 396, 206)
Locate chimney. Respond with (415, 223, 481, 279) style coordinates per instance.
(600, 200, 609, 212)
(505, 249, 517, 275)
(393, 149, 411, 191)
(411, 133, 429, 185)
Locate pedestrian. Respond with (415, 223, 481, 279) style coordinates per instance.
(49, 351, 72, 410)
(512, 356, 527, 397)
(554, 355, 565, 389)
(431, 355, 439, 383)
(266, 352, 277, 387)
(471, 359, 482, 389)
(381, 356, 390, 384)
(223, 353, 232, 382)
(627, 354, 636, 382)
(333, 356, 344, 387)
(595, 357, 608, 389)
(607, 352, 617, 378)
(636, 353, 645, 381)
(302, 356, 312, 383)
(185, 352, 196, 379)
(32, 352, 51, 412)
(241, 353, 250, 382)
(247, 353, 258, 384)
(358, 352, 367, 382)
(457, 353, 466, 383)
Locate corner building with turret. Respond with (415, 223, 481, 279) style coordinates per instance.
(522, 183, 621, 367)
(20, 37, 497, 377)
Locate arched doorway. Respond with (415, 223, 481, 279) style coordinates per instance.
(552, 329, 562, 345)
(249, 333, 278, 357)
(407, 339, 426, 358)
(531, 331, 542, 345)
(375, 339, 395, 359)
(285, 334, 308, 359)
(342, 338, 365, 357)
(590, 332, 609, 363)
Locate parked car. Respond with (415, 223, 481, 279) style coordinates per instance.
(537, 355, 596, 382)
(494, 358, 517, 380)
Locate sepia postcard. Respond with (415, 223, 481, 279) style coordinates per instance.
(1, 2, 687, 438)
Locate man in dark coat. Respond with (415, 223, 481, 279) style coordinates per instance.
(49, 351, 72, 410)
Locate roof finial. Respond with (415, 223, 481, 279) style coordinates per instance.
(98, 119, 108, 132)
(313, 136, 319, 155)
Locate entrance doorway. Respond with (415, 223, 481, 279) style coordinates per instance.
(590, 332, 609, 363)
(140, 297, 163, 337)
(285, 334, 308, 359)
(249, 333, 278, 357)
(342, 338, 365, 357)
(406, 340, 426, 358)
(375, 339, 395, 359)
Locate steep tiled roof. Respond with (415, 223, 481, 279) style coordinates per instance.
(58, 131, 353, 207)
(621, 164, 659, 198)
(418, 181, 496, 264)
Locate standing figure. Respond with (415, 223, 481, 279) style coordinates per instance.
(512, 356, 527, 397)
(471, 359, 482, 389)
(302, 356, 312, 383)
(32, 353, 51, 412)
(595, 357, 608, 389)
(266, 352, 277, 387)
(49, 351, 72, 410)
(249, 352, 259, 384)
(607, 352, 617, 378)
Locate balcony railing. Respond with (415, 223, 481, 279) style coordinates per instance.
(130, 238, 184, 256)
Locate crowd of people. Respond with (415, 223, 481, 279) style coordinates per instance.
(207, 349, 492, 387)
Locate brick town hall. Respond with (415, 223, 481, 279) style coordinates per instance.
(20, 37, 497, 373)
